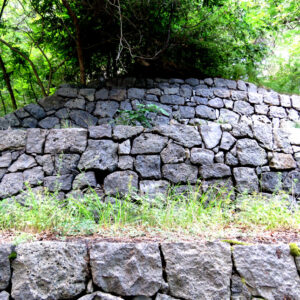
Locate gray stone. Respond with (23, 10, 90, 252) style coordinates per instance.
(261, 172, 282, 192)
(163, 87, 179, 95)
(287, 128, 300, 145)
(204, 78, 214, 86)
(220, 132, 236, 150)
(231, 91, 248, 101)
(38, 95, 67, 111)
(45, 129, 87, 154)
(26, 129, 47, 154)
(161, 95, 184, 105)
(78, 140, 118, 171)
(0, 244, 12, 290)
(0, 173, 24, 199)
(233, 101, 254, 115)
(118, 140, 131, 154)
(140, 180, 169, 198)
(180, 86, 192, 98)
(147, 88, 161, 96)
(113, 125, 144, 140)
(155, 294, 178, 300)
(200, 124, 222, 149)
(280, 94, 291, 107)
(0, 113, 21, 129)
(233, 244, 300, 299)
(0, 153, 12, 168)
(146, 94, 159, 101)
(195, 105, 217, 120)
(15, 108, 30, 119)
(154, 124, 201, 148)
(283, 171, 300, 195)
(231, 274, 252, 300)
(224, 99, 233, 109)
(78, 291, 123, 300)
(269, 106, 287, 118)
(161, 143, 186, 164)
(185, 78, 199, 86)
(0, 291, 9, 300)
(128, 88, 145, 99)
(57, 87, 77, 98)
(94, 101, 119, 118)
(288, 108, 299, 121)
(247, 82, 257, 93)
(219, 109, 240, 124)
(8, 154, 37, 172)
(273, 128, 292, 153)
(249, 92, 264, 105)
(134, 155, 161, 179)
(264, 92, 280, 105)
(231, 116, 253, 138)
(291, 95, 300, 110)
(55, 154, 80, 175)
(252, 120, 273, 150)
(11, 242, 88, 300)
(215, 151, 224, 163)
(214, 78, 227, 87)
(132, 134, 168, 154)
(36, 155, 54, 176)
(208, 98, 224, 108)
(38, 117, 60, 129)
(118, 156, 134, 170)
(213, 88, 230, 98)
(22, 117, 38, 128)
(23, 167, 44, 186)
(237, 80, 247, 91)
(162, 242, 232, 300)
(73, 172, 97, 189)
(179, 106, 195, 118)
(236, 139, 267, 166)
(199, 163, 231, 179)
(195, 88, 214, 98)
(55, 108, 69, 119)
(24, 103, 46, 119)
(109, 88, 126, 101)
(95, 88, 109, 100)
(65, 98, 86, 110)
(0, 130, 26, 151)
(104, 171, 138, 196)
(162, 163, 198, 183)
(233, 167, 259, 193)
(194, 96, 208, 105)
(44, 174, 74, 192)
(89, 124, 112, 139)
(255, 104, 269, 115)
(70, 110, 98, 128)
(90, 242, 162, 297)
(190, 148, 214, 165)
(79, 88, 95, 101)
(270, 153, 296, 169)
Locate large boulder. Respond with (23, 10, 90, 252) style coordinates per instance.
(11, 242, 88, 300)
(161, 242, 232, 299)
(78, 140, 118, 171)
(233, 244, 300, 299)
(90, 243, 163, 297)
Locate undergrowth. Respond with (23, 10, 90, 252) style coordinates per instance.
(0, 185, 299, 241)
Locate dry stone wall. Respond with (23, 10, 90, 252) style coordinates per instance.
(0, 77, 299, 200)
(0, 241, 300, 300)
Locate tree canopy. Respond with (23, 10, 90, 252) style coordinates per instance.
(0, 0, 299, 115)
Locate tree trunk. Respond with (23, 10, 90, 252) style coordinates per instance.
(0, 91, 7, 114)
(0, 54, 17, 110)
(61, 0, 86, 85)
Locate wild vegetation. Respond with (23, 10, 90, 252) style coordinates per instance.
(0, 0, 299, 115)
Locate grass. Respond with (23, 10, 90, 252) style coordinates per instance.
(0, 185, 299, 242)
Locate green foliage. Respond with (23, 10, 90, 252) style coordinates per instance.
(289, 243, 300, 257)
(115, 103, 169, 127)
(222, 240, 249, 246)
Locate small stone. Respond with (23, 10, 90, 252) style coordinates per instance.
(118, 140, 131, 154)
(23, 167, 44, 186)
(200, 124, 222, 149)
(215, 152, 224, 163)
(94, 101, 119, 118)
(104, 171, 138, 196)
(255, 104, 269, 115)
(185, 78, 199, 86)
(163, 87, 179, 95)
(248, 92, 263, 104)
(113, 125, 144, 140)
(264, 92, 280, 105)
(0, 244, 12, 290)
(288, 109, 299, 121)
(195, 105, 217, 120)
(89, 124, 112, 139)
(26, 129, 47, 154)
(224, 99, 233, 109)
(220, 132, 236, 150)
(79, 88, 95, 101)
(22, 117, 38, 128)
(65, 98, 86, 110)
(213, 88, 230, 98)
(36, 155, 54, 176)
(280, 94, 291, 107)
(118, 156, 134, 170)
(95, 88, 109, 100)
(291, 95, 300, 110)
(233, 101, 254, 115)
(161, 95, 184, 105)
(161, 143, 186, 164)
(44, 174, 74, 192)
(140, 180, 169, 198)
(38, 95, 67, 111)
(219, 109, 239, 124)
(73, 172, 97, 189)
(180, 86, 192, 98)
(131, 133, 168, 154)
(208, 98, 224, 108)
(78, 291, 123, 300)
(15, 108, 30, 119)
(199, 163, 231, 179)
(179, 106, 195, 118)
(0, 291, 9, 300)
(233, 167, 258, 193)
(24, 103, 46, 119)
(134, 155, 161, 179)
(194, 96, 208, 105)
(55, 154, 80, 175)
(204, 78, 214, 86)
(109, 89, 126, 101)
(155, 294, 177, 300)
(8, 154, 37, 172)
(261, 171, 283, 192)
(57, 87, 77, 98)
(162, 163, 198, 183)
(195, 88, 214, 98)
(237, 80, 247, 91)
(70, 110, 98, 128)
(0, 153, 12, 168)
(38, 117, 60, 129)
(270, 153, 296, 169)
(190, 148, 214, 165)
(231, 91, 248, 101)
(269, 106, 287, 118)
(0, 173, 24, 199)
(128, 88, 145, 99)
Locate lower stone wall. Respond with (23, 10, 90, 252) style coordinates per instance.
(0, 241, 299, 299)
(0, 122, 299, 201)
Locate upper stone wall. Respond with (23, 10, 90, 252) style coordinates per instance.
(0, 77, 299, 130)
